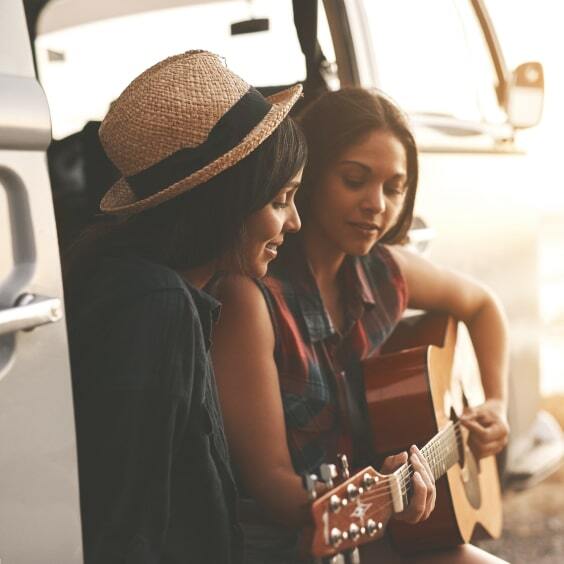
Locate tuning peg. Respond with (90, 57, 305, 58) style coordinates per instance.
(319, 463, 338, 488)
(337, 453, 350, 480)
(320, 555, 344, 564)
(344, 547, 361, 564)
(302, 473, 318, 500)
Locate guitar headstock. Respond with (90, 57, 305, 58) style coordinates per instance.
(302, 456, 395, 559)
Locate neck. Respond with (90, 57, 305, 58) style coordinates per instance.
(178, 263, 217, 289)
(301, 225, 346, 288)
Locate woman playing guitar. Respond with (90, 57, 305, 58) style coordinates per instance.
(211, 88, 509, 563)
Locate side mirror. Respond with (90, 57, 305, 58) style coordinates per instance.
(507, 61, 544, 129)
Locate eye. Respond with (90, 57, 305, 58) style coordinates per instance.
(272, 193, 289, 209)
(343, 176, 365, 189)
(385, 182, 406, 196)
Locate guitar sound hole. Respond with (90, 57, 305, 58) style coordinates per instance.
(453, 398, 482, 510)
(461, 447, 482, 509)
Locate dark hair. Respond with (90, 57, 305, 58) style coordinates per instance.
(297, 88, 418, 244)
(64, 115, 307, 278)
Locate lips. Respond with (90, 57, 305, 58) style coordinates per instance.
(265, 239, 283, 258)
(348, 221, 381, 233)
(266, 240, 282, 251)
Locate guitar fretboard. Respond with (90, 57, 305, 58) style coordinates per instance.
(396, 422, 461, 502)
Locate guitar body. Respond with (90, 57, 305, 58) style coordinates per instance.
(361, 313, 502, 553)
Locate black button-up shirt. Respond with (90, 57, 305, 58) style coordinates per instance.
(66, 255, 243, 564)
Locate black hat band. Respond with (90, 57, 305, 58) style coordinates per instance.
(127, 87, 272, 199)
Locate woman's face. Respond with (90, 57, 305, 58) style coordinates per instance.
(307, 129, 408, 257)
(240, 170, 303, 278)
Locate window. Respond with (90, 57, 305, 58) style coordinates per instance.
(37, 0, 331, 138)
(360, 0, 504, 123)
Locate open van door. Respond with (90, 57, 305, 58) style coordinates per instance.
(0, 1, 83, 562)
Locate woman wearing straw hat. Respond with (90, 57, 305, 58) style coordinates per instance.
(63, 50, 306, 564)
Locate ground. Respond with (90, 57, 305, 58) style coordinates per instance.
(477, 395, 564, 564)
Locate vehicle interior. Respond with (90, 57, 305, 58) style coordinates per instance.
(22, 0, 332, 249)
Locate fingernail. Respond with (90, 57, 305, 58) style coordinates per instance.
(411, 444, 418, 452)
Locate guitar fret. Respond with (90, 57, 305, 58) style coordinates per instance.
(421, 424, 460, 481)
(398, 423, 462, 499)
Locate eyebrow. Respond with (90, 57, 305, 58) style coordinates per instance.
(339, 160, 406, 179)
(284, 181, 301, 190)
(340, 160, 372, 173)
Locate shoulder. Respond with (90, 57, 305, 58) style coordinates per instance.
(69, 255, 204, 335)
(105, 255, 188, 294)
(211, 274, 276, 352)
(360, 244, 407, 288)
(213, 274, 269, 318)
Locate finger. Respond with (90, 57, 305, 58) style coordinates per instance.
(462, 408, 496, 421)
(398, 471, 427, 523)
(460, 418, 500, 441)
(381, 451, 408, 474)
(409, 450, 434, 519)
(409, 448, 434, 492)
(464, 419, 508, 443)
(410, 447, 436, 518)
(468, 436, 508, 458)
(462, 406, 476, 417)
(411, 445, 434, 484)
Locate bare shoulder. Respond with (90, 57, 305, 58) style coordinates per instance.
(212, 274, 275, 348)
(213, 274, 265, 312)
(383, 244, 428, 274)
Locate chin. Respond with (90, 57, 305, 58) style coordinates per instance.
(249, 261, 269, 279)
(342, 240, 377, 257)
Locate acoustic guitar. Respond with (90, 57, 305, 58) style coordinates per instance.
(302, 313, 502, 561)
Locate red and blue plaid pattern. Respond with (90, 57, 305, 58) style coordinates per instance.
(255, 236, 407, 475)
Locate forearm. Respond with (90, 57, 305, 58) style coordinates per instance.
(242, 465, 312, 528)
(464, 292, 509, 409)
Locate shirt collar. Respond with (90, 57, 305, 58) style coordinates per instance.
(188, 284, 221, 350)
(275, 236, 377, 343)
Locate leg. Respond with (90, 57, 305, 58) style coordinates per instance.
(400, 544, 509, 564)
(359, 540, 509, 564)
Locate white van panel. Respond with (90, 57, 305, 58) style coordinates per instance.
(0, 1, 83, 562)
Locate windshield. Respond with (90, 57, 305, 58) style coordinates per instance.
(36, 0, 312, 138)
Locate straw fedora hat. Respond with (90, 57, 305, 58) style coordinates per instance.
(99, 50, 302, 214)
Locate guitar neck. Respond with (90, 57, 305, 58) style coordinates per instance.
(395, 422, 461, 506)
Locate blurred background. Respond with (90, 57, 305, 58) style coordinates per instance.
(474, 2, 564, 561)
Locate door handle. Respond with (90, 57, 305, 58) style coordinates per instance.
(0, 293, 63, 337)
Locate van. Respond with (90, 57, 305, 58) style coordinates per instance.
(0, 1, 554, 561)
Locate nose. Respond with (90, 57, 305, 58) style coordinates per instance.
(362, 184, 386, 215)
(284, 201, 301, 233)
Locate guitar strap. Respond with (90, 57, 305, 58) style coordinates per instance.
(342, 361, 381, 468)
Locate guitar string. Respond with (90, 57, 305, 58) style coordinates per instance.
(392, 421, 464, 497)
(368, 431, 464, 501)
(320, 422, 460, 509)
(336, 421, 465, 503)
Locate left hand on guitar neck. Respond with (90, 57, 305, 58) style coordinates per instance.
(460, 399, 509, 459)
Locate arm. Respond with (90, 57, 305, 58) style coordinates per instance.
(211, 275, 436, 526)
(387, 245, 510, 457)
(211, 275, 309, 526)
(82, 289, 194, 561)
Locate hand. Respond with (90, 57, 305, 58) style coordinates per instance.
(380, 445, 436, 524)
(460, 399, 509, 459)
